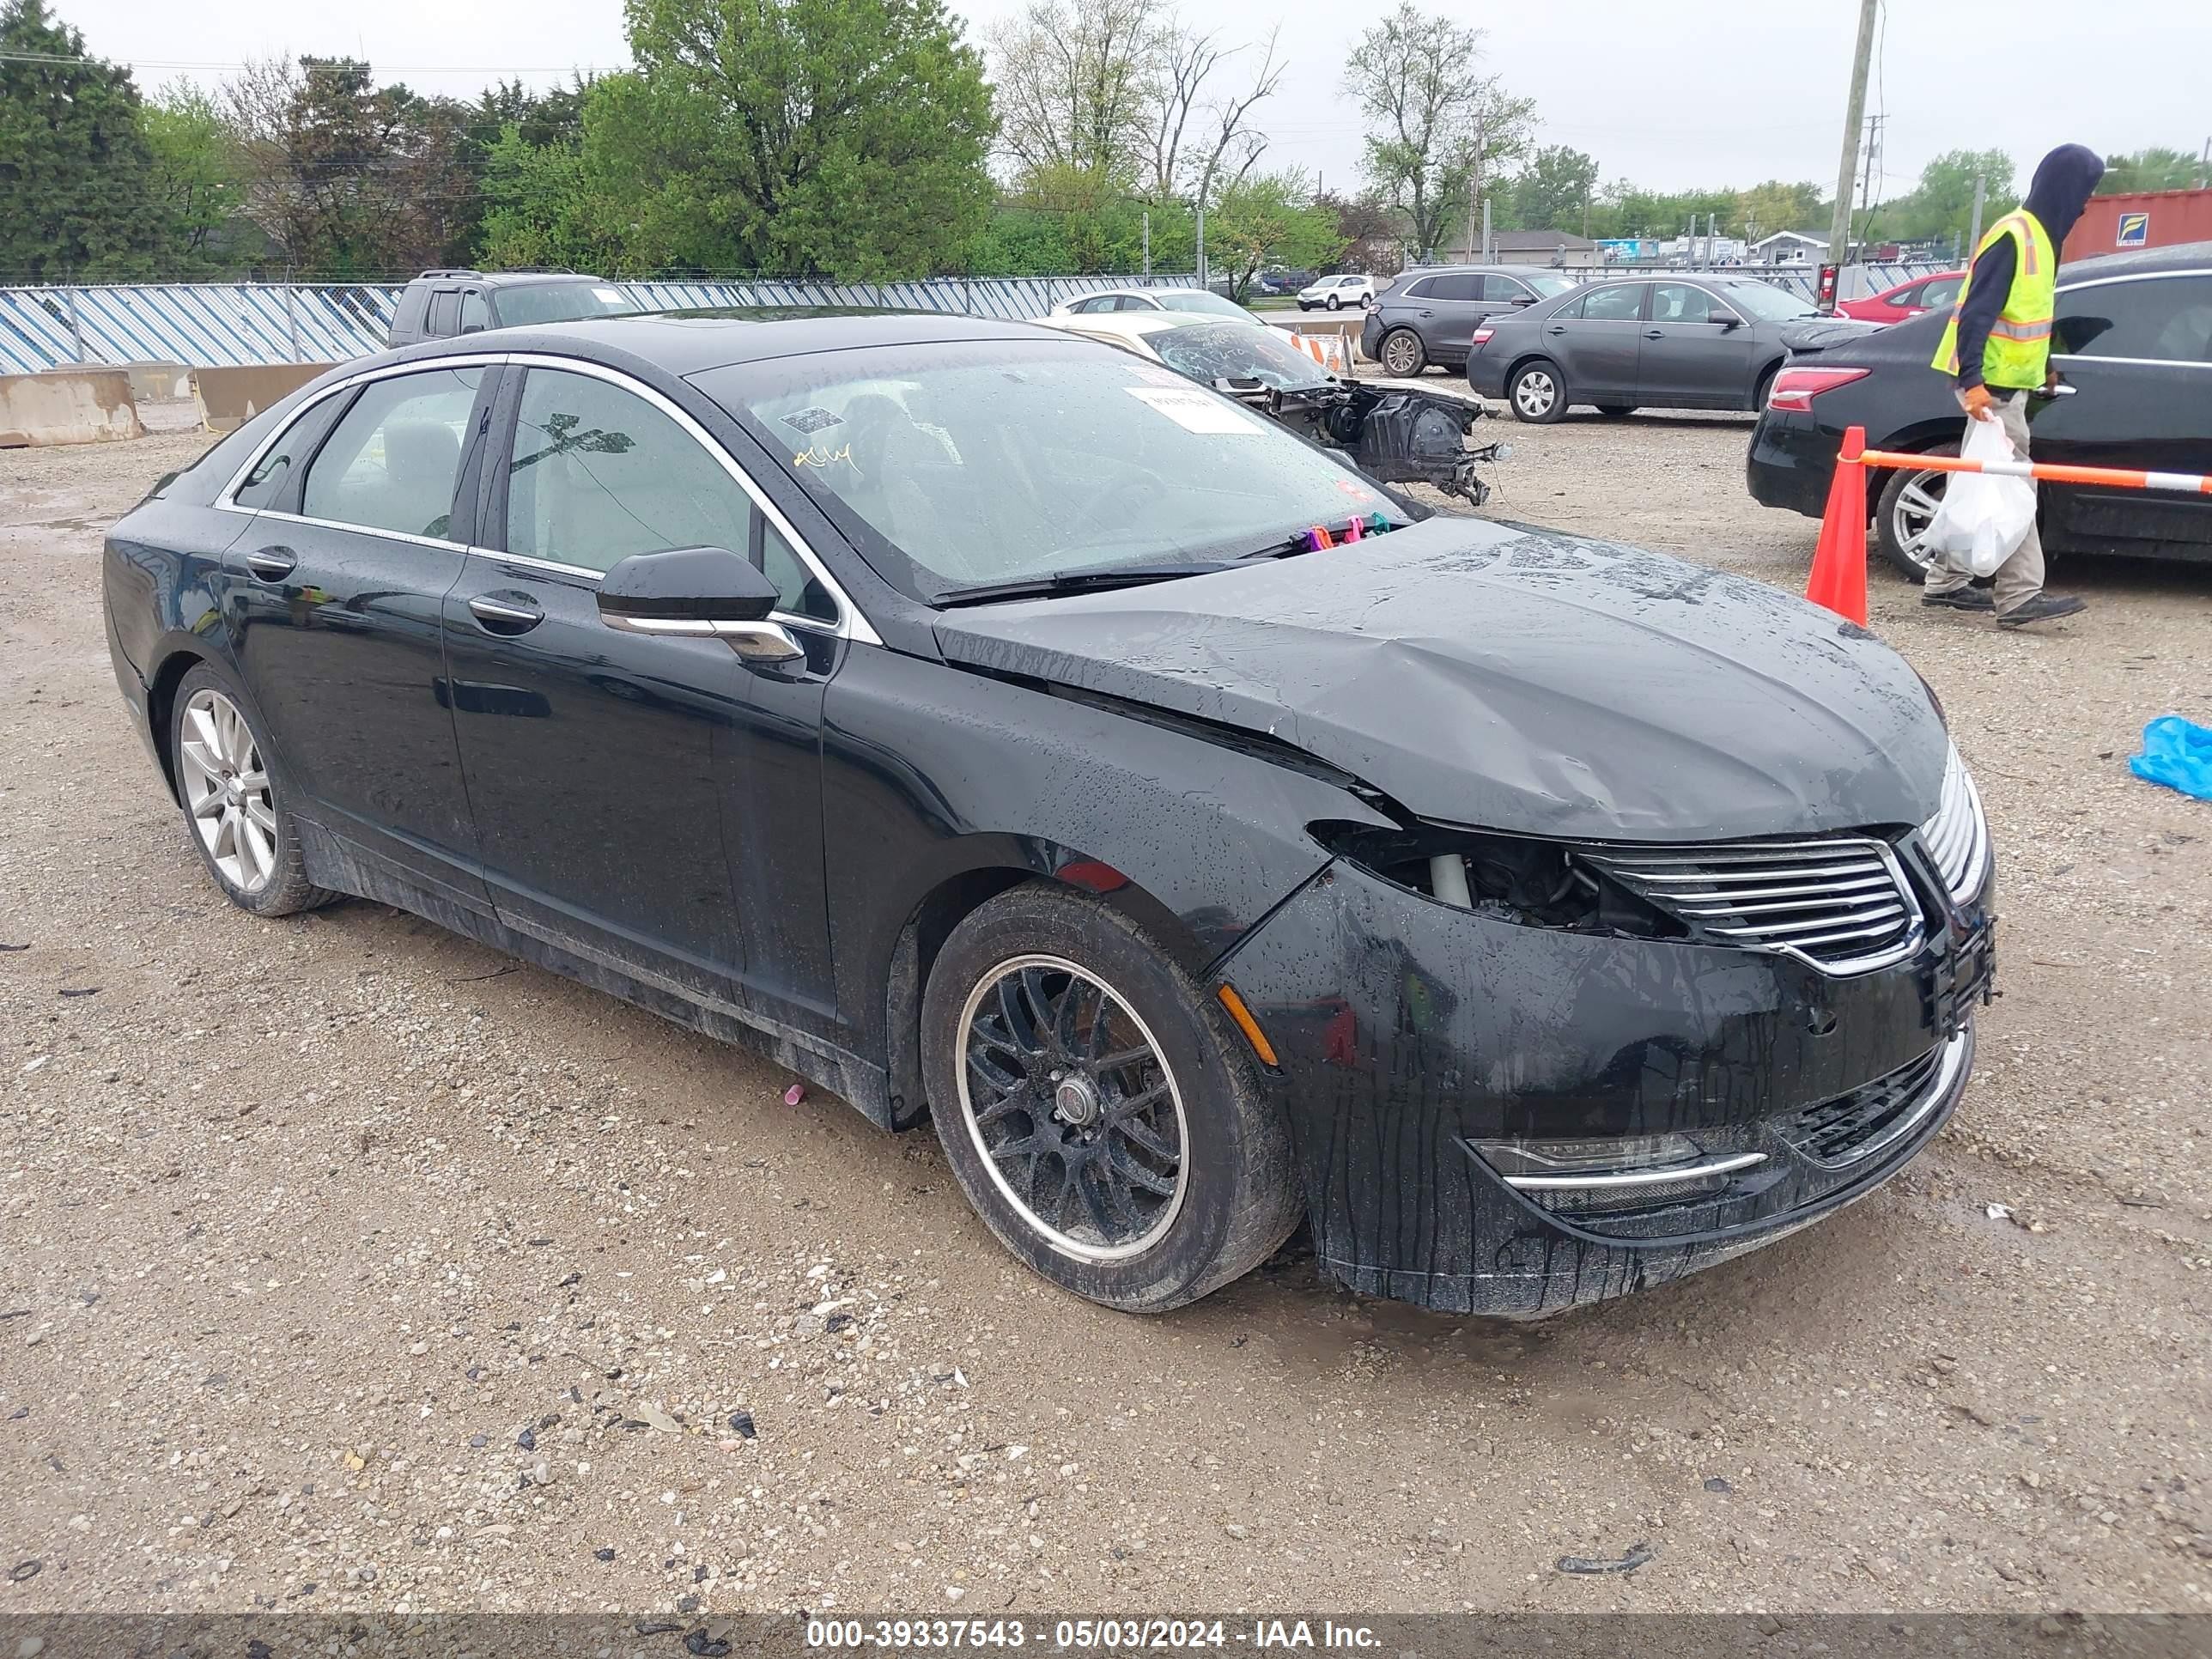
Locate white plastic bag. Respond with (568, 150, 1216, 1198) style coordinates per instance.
(1922, 416, 2036, 579)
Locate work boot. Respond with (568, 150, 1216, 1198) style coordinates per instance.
(1921, 586, 1994, 611)
(1996, 594, 2087, 628)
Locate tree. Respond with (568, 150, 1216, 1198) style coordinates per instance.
(1206, 171, 1344, 301)
(602, 0, 997, 278)
(0, 0, 160, 280)
(1501, 145, 1598, 234)
(1879, 149, 2013, 250)
(990, 0, 1156, 181)
(1320, 189, 1404, 275)
(1343, 2, 1532, 262)
(144, 81, 250, 274)
(2098, 146, 2204, 195)
(1734, 179, 1826, 244)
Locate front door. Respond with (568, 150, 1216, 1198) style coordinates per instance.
(2039, 270, 2212, 556)
(1552, 282, 1647, 402)
(225, 362, 496, 907)
(1640, 283, 1756, 407)
(444, 362, 840, 1021)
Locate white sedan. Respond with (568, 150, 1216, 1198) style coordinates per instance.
(1047, 287, 1262, 323)
(1297, 273, 1375, 311)
(1031, 310, 1340, 390)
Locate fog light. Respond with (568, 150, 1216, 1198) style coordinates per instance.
(1470, 1133, 1766, 1215)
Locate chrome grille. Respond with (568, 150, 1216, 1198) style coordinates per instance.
(1919, 744, 1990, 903)
(1581, 837, 1920, 974)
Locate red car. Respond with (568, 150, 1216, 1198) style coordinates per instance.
(1835, 270, 1966, 323)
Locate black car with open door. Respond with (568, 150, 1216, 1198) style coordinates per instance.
(105, 313, 1991, 1319)
(1748, 241, 2212, 579)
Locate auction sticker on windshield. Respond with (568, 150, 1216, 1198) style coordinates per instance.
(1124, 386, 1264, 435)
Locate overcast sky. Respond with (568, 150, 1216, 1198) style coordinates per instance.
(59, 0, 2212, 201)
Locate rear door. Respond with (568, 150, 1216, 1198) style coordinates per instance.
(1549, 283, 1647, 401)
(1640, 283, 1755, 407)
(1412, 272, 1486, 362)
(223, 362, 497, 905)
(2038, 270, 2212, 556)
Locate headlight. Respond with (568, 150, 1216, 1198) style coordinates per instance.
(1312, 823, 1686, 939)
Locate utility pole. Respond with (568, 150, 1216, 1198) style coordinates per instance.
(1481, 198, 1492, 265)
(1826, 0, 1879, 269)
(1142, 209, 1151, 276)
(1967, 173, 1986, 260)
(1856, 112, 1884, 243)
(1470, 103, 1486, 263)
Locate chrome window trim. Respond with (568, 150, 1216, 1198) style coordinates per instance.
(210, 349, 880, 647)
(2054, 265, 2212, 294)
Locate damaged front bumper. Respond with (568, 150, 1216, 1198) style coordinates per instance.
(1216, 854, 1993, 1317)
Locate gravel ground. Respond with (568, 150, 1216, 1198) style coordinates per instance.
(3, 398, 2209, 1619)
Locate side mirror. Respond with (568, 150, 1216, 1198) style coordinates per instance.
(597, 546, 804, 665)
(1510, 295, 1537, 307)
(1711, 313, 1743, 329)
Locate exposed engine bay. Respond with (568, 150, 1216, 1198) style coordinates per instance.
(1219, 379, 1508, 506)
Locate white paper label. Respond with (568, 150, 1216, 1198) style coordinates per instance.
(1123, 386, 1263, 434)
(593, 286, 627, 305)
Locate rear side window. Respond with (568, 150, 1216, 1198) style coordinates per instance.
(1580, 284, 1646, 321)
(426, 290, 461, 337)
(1424, 274, 1482, 302)
(301, 368, 484, 540)
(232, 392, 349, 510)
(504, 368, 750, 574)
(2055, 276, 2212, 364)
(1401, 277, 1435, 301)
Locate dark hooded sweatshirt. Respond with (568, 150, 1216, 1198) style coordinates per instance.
(1950, 143, 2105, 391)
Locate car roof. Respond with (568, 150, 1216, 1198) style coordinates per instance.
(410, 270, 615, 289)
(1394, 264, 1538, 277)
(2059, 239, 2212, 283)
(1041, 311, 1199, 338)
(385, 309, 1062, 378)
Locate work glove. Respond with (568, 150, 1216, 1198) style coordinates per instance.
(1958, 383, 1996, 422)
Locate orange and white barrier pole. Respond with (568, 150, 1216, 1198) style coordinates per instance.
(1804, 424, 2212, 627)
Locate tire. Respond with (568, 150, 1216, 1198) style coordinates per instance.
(1379, 327, 1427, 377)
(1297, 301, 1312, 312)
(169, 662, 335, 917)
(1595, 404, 1638, 418)
(920, 882, 1303, 1313)
(1874, 441, 1959, 581)
(1507, 360, 1567, 423)
(1325, 295, 1342, 311)
(1753, 364, 1780, 412)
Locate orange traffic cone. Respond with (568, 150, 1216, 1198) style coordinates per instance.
(1804, 424, 1869, 627)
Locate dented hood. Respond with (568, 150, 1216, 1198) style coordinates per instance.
(931, 515, 1948, 842)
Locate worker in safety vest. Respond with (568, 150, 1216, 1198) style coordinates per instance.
(1923, 143, 2104, 628)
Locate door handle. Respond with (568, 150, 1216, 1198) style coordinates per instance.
(1643, 329, 1664, 339)
(1545, 325, 1566, 336)
(246, 546, 296, 582)
(1418, 309, 1433, 318)
(468, 593, 544, 635)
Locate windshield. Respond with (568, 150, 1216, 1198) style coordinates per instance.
(704, 341, 1401, 603)
(1717, 280, 1822, 322)
(493, 282, 642, 326)
(1146, 322, 1333, 392)
(1524, 273, 1575, 298)
(1153, 289, 1257, 321)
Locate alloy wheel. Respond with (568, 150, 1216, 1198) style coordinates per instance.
(178, 688, 278, 894)
(1891, 469, 1945, 579)
(1382, 331, 1422, 375)
(955, 953, 1188, 1262)
(1513, 368, 1557, 419)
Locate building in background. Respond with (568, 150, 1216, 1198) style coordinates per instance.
(1441, 228, 1599, 267)
(1750, 229, 1829, 265)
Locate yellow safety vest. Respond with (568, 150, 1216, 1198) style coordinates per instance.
(1933, 210, 2057, 389)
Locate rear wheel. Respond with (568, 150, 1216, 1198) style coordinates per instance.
(170, 664, 335, 917)
(920, 883, 1302, 1313)
(1507, 360, 1567, 423)
(1875, 441, 1959, 581)
(1379, 328, 1427, 376)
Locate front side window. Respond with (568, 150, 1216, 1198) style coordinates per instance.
(504, 368, 750, 574)
(1524, 273, 1575, 298)
(1478, 276, 1532, 303)
(459, 291, 492, 333)
(1920, 276, 1963, 309)
(2055, 276, 2212, 364)
(300, 367, 484, 540)
(1717, 280, 1823, 323)
(706, 340, 1407, 603)
(1580, 284, 1646, 321)
(1650, 284, 1717, 324)
(1154, 289, 1252, 319)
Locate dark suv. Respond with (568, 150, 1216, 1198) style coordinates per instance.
(1360, 265, 1578, 377)
(386, 270, 643, 347)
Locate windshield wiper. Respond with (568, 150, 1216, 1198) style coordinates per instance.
(933, 562, 1234, 608)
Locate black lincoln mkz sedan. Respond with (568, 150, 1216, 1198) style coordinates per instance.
(104, 313, 1995, 1317)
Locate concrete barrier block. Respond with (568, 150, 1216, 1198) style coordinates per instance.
(191, 362, 335, 434)
(120, 361, 196, 403)
(0, 370, 144, 447)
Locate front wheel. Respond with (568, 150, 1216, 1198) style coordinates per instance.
(1507, 360, 1567, 423)
(920, 883, 1303, 1313)
(1325, 295, 1342, 311)
(1874, 441, 1959, 580)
